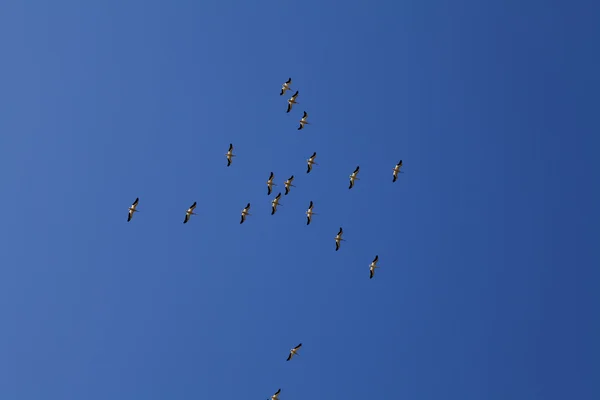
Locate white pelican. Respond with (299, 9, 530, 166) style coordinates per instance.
(269, 388, 281, 400)
(267, 171, 277, 195)
(369, 255, 380, 279)
(334, 227, 345, 251)
(271, 192, 282, 215)
(226, 143, 235, 166)
(306, 201, 317, 225)
(286, 91, 299, 113)
(240, 203, 251, 224)
(280, 78, 292, 96)
(349, 165, 360, 189)
(286, 343, 302, 361)
(183, 201, 197, 224)
(284, 175, 295, 195)
(306, 152, 318, 173)
(127, 197, 139, 222)
(392, 160, 403, 182)
(298, 111, 309, 130)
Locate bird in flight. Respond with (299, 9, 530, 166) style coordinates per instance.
(127, 197, 139, 222)
(306, 152, 318, 173)
(269, 388, 281, 400)
(286, 91, 299, 113)
(334, 227, 345, 251)
(280, 78, 292, 96)
(240, 203, 251, 224)
(349, 166, 360, 189)
(266, 172, 277, 195)
(284, 175, 295, 195)
(298, 111, 309, 130)
(286, 343, 302, 361)
(369, 255, 380, 279)
(183, 201, 197, 224)
(226, 143, 235, 166)
(306, 201, 317, 225)
(392, 160, 403, 182)
(271, 192, 282, 215)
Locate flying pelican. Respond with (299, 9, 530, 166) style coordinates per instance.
(306, 152, 318, 173)
(298, 111, 309, 130)
(226, 143, 235, 166)
(286, 343, 302, 361)
(271, 192, 282, 215)
(127, 197, 139, 222)
(183, 201, 197, 224)
(334, 227, 345, 251)
(306, 201, 317, 225)
(349, 166, 360, 189)
(392, 160, 403, 182)
(280, 78, 292, 96)
(267, 172, 277, 195)
(284, 175, 295, 195)
(286, 91, 299, 113)
(269, 389, 281, 400)
(240, 203, 251, 224)
(369, 255, 380, 279)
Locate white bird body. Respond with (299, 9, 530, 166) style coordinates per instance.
(349, 165, 360, 189)
(334, 227, 345, 251)
(127, 197, 139, 222)
(286, 91, 299, 113)
(271, 192, 282, 215)
(369, 255, 380, 279)
(267, 172, 277, 195)
(306, 152, 318, 173)
(184, 201, 197, 224)
(280, 78, 292, 96)
(240, 203, 251, 224)
(306, 201, 317, 225)
(298, 111, 310, 130)
(270, 389, 281, 400)
(392, 160, 403, 182)
(284, 175, 295, 195)
(286, 343, 302, 361)
(226, 143, 236, 166)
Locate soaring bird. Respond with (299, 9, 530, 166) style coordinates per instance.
(266, 172, 277, 195)
(334, 227, 345, 251)
(369, 255, 380, 279)
(183, 202, 197, 224)
(306, 152, 318, 173)
(226, 143, 235, 166)
(306, 201, 317, 225)
(298, 111, 309, 130)
(286, 91, 299, 113)
(280, 78, 292, 96)
(284, 175, 295, 195)
(240, 203, 251, 224)
(269, 389, 281, 400)
(286, 343, 302, 361)
(271, 192, 282, 215)
(349, 166, 360, 189)
(392, 160, 403, 182)
(127, 197, 139, 222)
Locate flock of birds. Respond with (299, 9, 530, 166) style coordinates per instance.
(125, 77, 404, 399)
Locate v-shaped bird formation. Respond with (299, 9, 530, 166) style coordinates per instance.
(125, 77, 405, 398)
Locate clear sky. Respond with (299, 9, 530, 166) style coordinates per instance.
(0, 1, 598, 399)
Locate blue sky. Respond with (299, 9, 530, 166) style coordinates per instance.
(0, 0, 598, 399)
